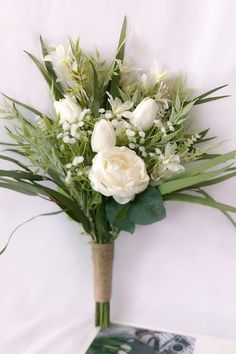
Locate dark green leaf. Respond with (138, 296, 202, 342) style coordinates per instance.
(1, 93, 43, 119)
(195, 95, 230, 105)
(0, 154, 32, 172)
(193, 84, 228, 101)
(0, 210, 64, 255)
(196, 189, 236, 228)
(109, 16, 127, 99)
(128, 186, 166, 225)
(164, 191, 236, 213)
(90, 61, 100, 116)
(39, 35, 62, 92)
(159, 164, 234, 195)
(106, 198, 135, 233)
(0, 169, 45, 181)
(24, 51, 64, 100)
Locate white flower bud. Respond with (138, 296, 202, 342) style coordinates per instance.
(131, 98, 159, 131)
(54, 96, 82, 124)
(91, 119, 116, 153)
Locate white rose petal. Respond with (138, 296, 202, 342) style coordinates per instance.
(131, 98, 159, 131)
(91, 119, 116, 153)
(89, 146, 150, 204)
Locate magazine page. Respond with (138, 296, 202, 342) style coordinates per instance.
(81, 323, 236, 354)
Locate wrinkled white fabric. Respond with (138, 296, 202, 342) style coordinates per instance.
(0, 0, 236, 353)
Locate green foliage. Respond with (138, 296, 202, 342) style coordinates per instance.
(24, 51, 64, 100)
(0, 15, 235, 255)
(106, 186, 166, 233)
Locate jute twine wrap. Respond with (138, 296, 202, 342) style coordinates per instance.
(91, 243, 114, 303)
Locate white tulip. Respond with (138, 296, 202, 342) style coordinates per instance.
(89, 146, 149, 204)
(54, 96, 82, 124)
(91, 119, 116, 153)
(131, 98, 159, 131)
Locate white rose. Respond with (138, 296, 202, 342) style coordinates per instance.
(131, 98, 159, 131)
(91, 119, 116, 152)
(54, 96, 82, 124)
(89, 146, 150, 204)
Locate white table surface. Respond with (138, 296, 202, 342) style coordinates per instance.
(0, 1, 236, 353)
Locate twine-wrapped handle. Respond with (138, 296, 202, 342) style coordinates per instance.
(91, 243, 114, 303)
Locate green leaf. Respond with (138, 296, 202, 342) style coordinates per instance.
(32, 182, 91, 233)
(0, 180, 46, 196)
(109, 16, 127, 99)
(106, 186, 166, 232)
(39, 35, 62, 92)
(192, 84, 228, 102)
(0, 154, 32, 172)
(128, 186, 166, 225)
(159, 164, 234, 195)
(193, 170, 236, 188)
(106, 198, 135, 233)
(24, 51, 64, 100)
(170, 150, 236, 181)
(164, 191, 236, 214)
(196, 189, 236, 228)
(90, 61, 100, 116)
(0, 210, 64, 255)
(195, 95, 230, 105)
(1, 93, 43, 117)
(0, 169, 45, 181)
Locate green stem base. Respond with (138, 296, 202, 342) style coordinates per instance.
(95, 302, 110, 328)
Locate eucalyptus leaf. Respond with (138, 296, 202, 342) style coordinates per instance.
(106, 198, 135, 233)
(128, 186, 166, 225)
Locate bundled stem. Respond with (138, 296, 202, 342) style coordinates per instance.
(92, 243, 114, 328)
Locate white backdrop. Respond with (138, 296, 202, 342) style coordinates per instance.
(0, 0, 236, 353)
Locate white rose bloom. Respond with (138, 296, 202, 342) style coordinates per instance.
(54, 96, 82, 124)
(91, 119, 116, 152)
(131, 98, 159, 131)
(89, 146, 150, 204)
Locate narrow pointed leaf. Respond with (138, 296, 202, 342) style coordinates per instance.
(24, 51, 64, 100)
(1, 93, 43, 117)
(164, 192, 236, 213)
(193, 84, 228, 101)
(170, 150, 236, 181)
(194, 95, 230, 105)
(0, 154, 32, 172)
(0, 210, 64, 255)
(109, 16, 127, 99)
(159, 164, 234, 195)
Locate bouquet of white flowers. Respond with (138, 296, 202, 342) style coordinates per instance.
(0, 17, 235, 328)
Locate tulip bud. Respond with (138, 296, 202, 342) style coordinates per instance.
(131, 98, 159, 131)
(91, 119, 116, 152)
(54, 96, 82, 124)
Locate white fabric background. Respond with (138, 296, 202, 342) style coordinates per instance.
(0, 0, 236, 353)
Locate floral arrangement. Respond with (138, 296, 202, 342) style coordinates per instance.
(0, 18, 236, 328)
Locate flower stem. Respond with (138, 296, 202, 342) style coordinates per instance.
(95, 302, 110, 328)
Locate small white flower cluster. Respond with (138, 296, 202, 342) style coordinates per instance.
(54, 96, 91, 144)
(186, 133, 201, 147)
(151, 143, 184, 182)
(64, 155, 85, 184)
